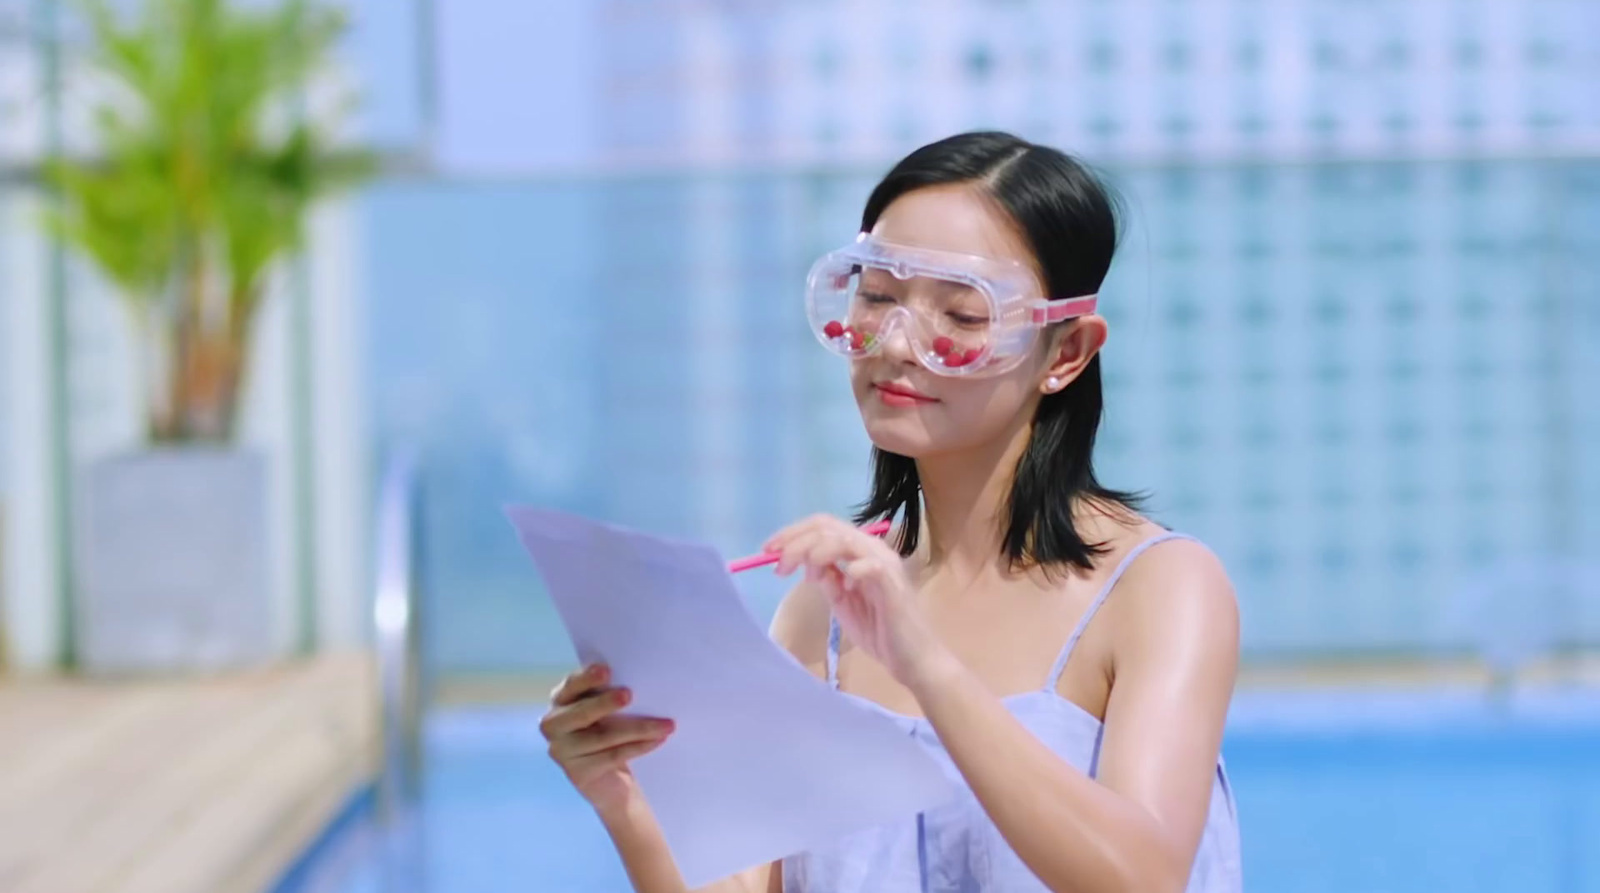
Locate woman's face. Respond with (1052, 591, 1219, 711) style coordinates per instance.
(849, 184, 1082, 459)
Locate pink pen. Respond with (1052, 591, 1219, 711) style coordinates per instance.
(726, 519, 894, 573)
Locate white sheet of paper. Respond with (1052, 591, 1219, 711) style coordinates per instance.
(506, 507, 956, 887)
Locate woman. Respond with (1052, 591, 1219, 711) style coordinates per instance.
(540, 132, 1242, 893)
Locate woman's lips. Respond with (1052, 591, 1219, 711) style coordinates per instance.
(873, 382, 938, 406)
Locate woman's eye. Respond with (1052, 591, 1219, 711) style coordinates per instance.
(948, 313, 989, 327)
(859, 291, 896, 305)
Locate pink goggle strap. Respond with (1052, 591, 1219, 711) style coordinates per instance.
(1029, 295, 1099, 324)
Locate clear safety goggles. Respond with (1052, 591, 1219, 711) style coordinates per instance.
(804, 234, 1098, 377)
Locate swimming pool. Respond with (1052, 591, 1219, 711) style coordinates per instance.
(279, 686, 1600, 893)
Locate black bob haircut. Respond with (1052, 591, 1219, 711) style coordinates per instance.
(851, 131, 1143, 572)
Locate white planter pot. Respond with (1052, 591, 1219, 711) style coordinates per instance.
(74, 448, 277, 674)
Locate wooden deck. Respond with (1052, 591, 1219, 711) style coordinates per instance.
(0, 652, 378, 893)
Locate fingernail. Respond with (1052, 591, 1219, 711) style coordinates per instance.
(656, 719, 675, 731)
(616, 688, 631, 705)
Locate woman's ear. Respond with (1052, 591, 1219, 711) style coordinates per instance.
(1039, 316, 1108, 394)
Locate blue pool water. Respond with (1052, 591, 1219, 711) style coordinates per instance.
(286, 687, 1600, 893)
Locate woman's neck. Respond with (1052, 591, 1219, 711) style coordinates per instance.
(913, 416, 1034, 580)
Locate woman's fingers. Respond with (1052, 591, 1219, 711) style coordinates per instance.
(553, 715, 677, 760)
(774, 528, 826, 575)
(562, 733, 673, 786)
(540, 684, 632, 739)
(763, 513, 826, 553)
(778, 517, 877, 576)
(842, 556, 888, 587)
(814, 563, 851, 601)
(541, 663, 676, 789)
(766, 513, 855, 557)
(602, 734, 671, 767)
(549, 663, 609, 707)
(797, 524, 888, 585)
(799, 535, 858, 576)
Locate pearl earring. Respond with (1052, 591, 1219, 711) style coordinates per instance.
(1046, 376, 1061, 391)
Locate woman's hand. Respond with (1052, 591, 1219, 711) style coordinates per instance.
(540, 663, 675, 818)
(764, 515, 949, 687)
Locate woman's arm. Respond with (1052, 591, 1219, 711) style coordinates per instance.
(590, 582, 830, 893)
(598, 794, 777, 893)
(765, 516, 1238, 893)
(909, 540, 1238, 893)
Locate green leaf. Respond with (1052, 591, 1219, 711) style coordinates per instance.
(46, 0, 376, 316)
(42, 0, 377, 442)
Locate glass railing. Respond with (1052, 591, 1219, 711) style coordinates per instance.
(8, 157, 1599, 675)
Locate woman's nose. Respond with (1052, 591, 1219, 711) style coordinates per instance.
(875, 308, 920, 365)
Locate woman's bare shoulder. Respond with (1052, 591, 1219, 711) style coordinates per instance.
(767, 578, 832, 679)
(1108, 529, 1239, 663)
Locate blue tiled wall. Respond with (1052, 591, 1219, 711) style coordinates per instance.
(366, 160, 1600, 671)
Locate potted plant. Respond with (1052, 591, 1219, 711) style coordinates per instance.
(44, 0, 373, 672)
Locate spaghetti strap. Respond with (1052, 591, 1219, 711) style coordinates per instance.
(826, 615, 842, 689)
(1043, 531, 1195, 691)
